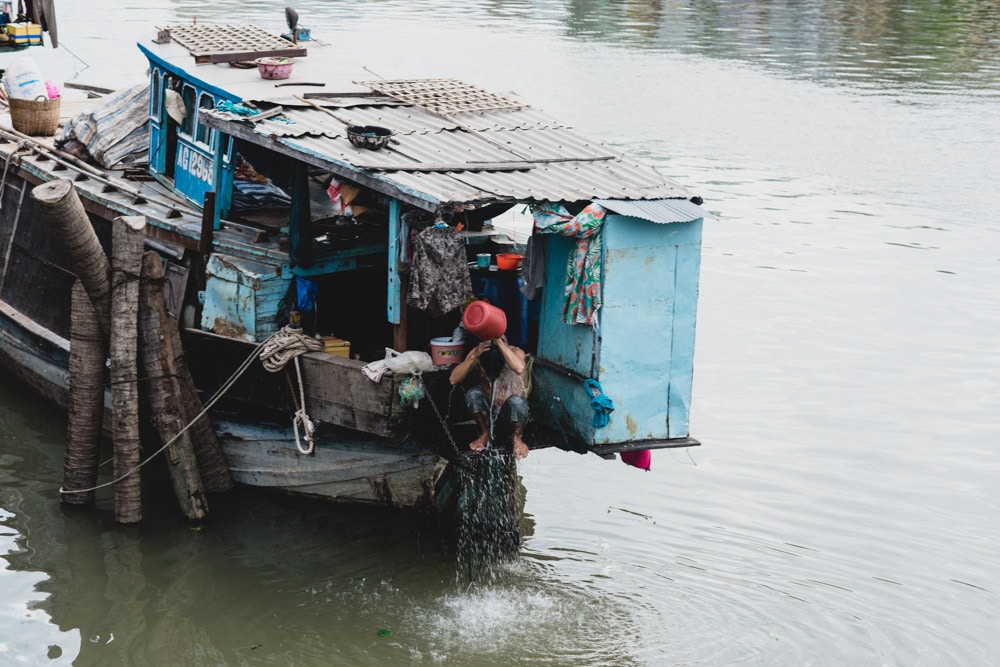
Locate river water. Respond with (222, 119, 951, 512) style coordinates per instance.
(2, 1, 999, 665)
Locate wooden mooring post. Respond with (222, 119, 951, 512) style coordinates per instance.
(167, 320, 233, 493)
(139, 252, 208, 520)
(30, 180, 112, 338)
(110, 215, 146, 524)
(34, 179, 232, 519)
(62, 281, 106, 506)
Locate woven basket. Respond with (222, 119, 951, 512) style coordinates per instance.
(8, 96, 61, 136)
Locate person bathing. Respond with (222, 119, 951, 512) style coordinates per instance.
(449, 336, 530, 459)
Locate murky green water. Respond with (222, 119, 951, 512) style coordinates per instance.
(2, 1, 999, 664)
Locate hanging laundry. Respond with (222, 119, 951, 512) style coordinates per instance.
(530, 202, 607, 326)
(583, 378, 614, 428)
(407, 225, 472, 316)
(519, 233, 546, 300)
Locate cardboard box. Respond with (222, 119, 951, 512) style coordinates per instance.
(6, 23, 42, 46)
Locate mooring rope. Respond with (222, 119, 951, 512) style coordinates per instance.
(258, 326, 323, 455)
(258, 326, 323, 372)
(59, 329, 278, 496)
(0, 141, 27, 211)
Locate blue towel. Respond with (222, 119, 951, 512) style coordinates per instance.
(584, 379, 614, 428)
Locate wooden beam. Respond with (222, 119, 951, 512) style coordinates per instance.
(387, 198, 402, 327)
(193, 47, 307, 64)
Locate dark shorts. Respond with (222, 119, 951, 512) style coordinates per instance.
(464, 386, 529, 444)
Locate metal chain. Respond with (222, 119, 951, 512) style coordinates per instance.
(420, 378, 465, 458)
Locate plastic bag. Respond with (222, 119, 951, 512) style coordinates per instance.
(383, 348, 434, 375)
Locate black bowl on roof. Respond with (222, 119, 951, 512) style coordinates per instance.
(346, 125, 393, 150)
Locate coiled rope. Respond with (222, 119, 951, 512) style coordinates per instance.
(259, 326, 323, 455)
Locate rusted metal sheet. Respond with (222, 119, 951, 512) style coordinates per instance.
(595, 198, 713, 224)
(203, 87, 688, 207)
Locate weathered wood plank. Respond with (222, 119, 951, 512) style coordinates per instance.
(299, 353, 409, 439)
(194, 46, 307, 64)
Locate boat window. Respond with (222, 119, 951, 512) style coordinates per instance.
(180, 84, 196, 137)
(150, 69, 161, 120)
(196, 92, 215, 145)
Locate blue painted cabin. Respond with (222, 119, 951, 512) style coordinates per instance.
(141, 44, 237, 213)
(534, 210, 702, 448)
(134, 23, 706, 452)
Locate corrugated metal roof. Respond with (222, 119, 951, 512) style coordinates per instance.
(595, 198, 713, 224)
(205, 85, 691, 208)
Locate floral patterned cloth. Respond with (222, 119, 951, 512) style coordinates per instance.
(531, 202, 607, 326)
(406, 225, 472, 316)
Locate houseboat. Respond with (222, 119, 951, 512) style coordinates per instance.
(0, 20, 707, 513)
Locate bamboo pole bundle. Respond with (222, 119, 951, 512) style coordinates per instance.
(30, 179, 112, 339)
(139, 252, 208, 520)
(110, 215, 146, 524)
(62, 281, 106, 506)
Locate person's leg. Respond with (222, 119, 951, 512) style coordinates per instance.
(464, 387, 491, 451)
(497, 396, 530, 459)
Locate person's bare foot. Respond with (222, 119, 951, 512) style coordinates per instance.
(469, 432, 489, 452)
(512, 435, 529, 460)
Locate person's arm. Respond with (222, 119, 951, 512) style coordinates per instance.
(450, 339, 491, 385)
(494, 336, 526, 376)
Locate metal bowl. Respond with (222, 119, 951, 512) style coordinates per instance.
(346, 125, 393, 150)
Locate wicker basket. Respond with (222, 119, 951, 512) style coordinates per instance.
(8, 96, 61, 136)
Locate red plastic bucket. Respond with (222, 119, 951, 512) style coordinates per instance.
(462, 301, 507, 340)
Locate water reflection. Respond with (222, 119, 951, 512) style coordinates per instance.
(559, 0, 1000, 92)
(143, 1, 1000, 94)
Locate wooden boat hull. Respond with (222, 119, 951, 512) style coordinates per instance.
(217, 420, 445, 506)
(0, 174, 446, 508)
(0, 298, 446, 507)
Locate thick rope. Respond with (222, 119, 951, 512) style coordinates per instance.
(0, 142, 27, 211)
(258, 326, 323, 455)
(259, 325, 323, 372)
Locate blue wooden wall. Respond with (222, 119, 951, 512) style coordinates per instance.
(533, 214, 702, 445)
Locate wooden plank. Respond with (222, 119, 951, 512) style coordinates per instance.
(299, 353, 408, 439)
(194, 47, 307, 64)
(62, 82, 115, 96)
(387, 199, 401, 325)
(216, 419, 444, 507)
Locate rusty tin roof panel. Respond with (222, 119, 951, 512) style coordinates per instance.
(595, 198, 713, 224)
(214, 97, 688, 206)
